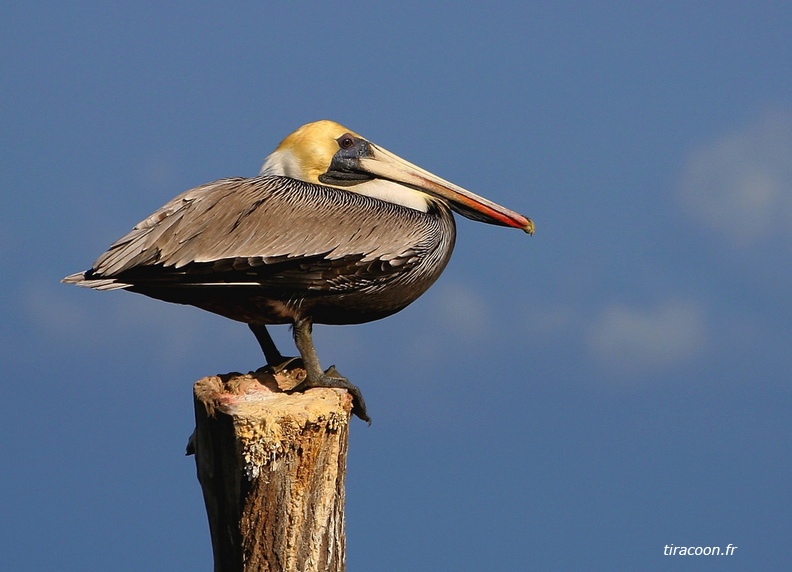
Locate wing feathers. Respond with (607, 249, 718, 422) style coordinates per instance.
(81, 175, 444, 293)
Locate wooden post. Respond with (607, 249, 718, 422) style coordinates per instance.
(187, 367, 353, 572)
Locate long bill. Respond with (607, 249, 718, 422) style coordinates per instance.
(359, 144, 534, 234)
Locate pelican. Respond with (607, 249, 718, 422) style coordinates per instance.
(63, 120, 534, 422)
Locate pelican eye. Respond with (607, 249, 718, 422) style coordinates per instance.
(338, 134, 356, 150)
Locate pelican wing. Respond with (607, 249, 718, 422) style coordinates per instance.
(69, 176, 442, 293)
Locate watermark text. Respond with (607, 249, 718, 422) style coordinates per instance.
(664, 544, 737, 556)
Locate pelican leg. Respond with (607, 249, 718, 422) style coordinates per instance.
(248, 324, 302, 372)
(290, 317, 370, 424)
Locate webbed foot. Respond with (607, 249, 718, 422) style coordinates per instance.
(289, 366, 370, 424)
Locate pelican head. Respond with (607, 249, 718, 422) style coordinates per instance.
(261, 120, 534, 233)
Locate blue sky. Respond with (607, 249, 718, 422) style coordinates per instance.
(2, 2, 791, 570)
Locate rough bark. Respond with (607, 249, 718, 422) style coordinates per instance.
(189, 367, 352, 572)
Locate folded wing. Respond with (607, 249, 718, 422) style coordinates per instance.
(64, 176, 443, 295)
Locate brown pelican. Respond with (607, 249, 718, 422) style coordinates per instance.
(63, 120, 533, 422)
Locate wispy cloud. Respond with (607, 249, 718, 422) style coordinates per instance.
(404, 282, 494, 366)
(432, 282, 493, 340)
(677, 108, 792, 247)
(587, 299, 708, 375)
(24, 281, 231, 369)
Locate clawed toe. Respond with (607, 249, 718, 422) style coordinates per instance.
(289, 367, 370, 424)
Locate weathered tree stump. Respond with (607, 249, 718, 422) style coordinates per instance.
(188, 367, 352, 572)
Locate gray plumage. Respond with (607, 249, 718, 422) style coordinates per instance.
(63, 119, 533, 422)
(64, 175, 456, 326)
